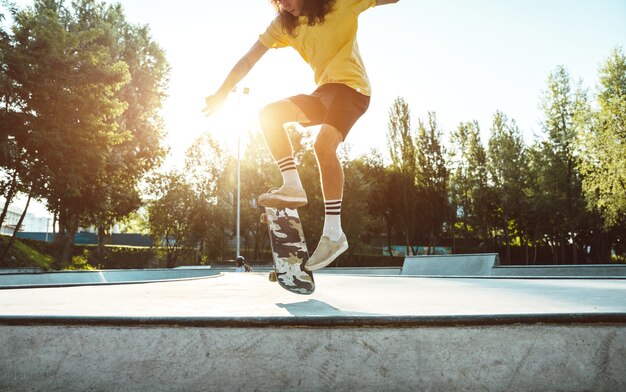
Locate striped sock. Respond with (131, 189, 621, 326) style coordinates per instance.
(276, 156, 302, 189)
(325, 200, 342, 215)
(277, 156, 296, 172)
(323, 199, 343, 241)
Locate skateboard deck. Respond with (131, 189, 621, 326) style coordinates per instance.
(262, 207, 315, 295)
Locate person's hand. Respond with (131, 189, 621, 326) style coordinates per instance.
(202, 94, 226, 117)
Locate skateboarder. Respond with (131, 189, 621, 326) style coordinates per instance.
(234, 256, 253, 272)
(203, 0, 400, 271)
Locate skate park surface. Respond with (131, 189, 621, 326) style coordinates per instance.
(1, 255, 625, 391)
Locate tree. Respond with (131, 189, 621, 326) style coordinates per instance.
(487, 112, 528, 264)
(2, 0, 168, 265)
(386, 97, 418, 252)
(578, 47, 626, 228)
(146, 171, 194, 267)
(354, 150, 391, 255)
(0, 2, 34, 236)
(337, 145, 375, 258)
(414, 112, 448, 252)
(3, 0, 126, 263)
(448, 121, 493, 252)
(538, 65, 589, 263)
(81, 4, 169, 261)
(184, 132, 231, 262)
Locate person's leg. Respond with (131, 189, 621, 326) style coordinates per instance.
(314, 125, 345, 241)
(304, 124, 349, 271)
(303, 84, 370, 271)
(257, 99, 312, 207)
(258, 99, 308, 162)
(313, 125, 344, 201)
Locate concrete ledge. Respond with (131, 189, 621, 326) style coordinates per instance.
(401, 254, 626, 278)
(1, 321, 624, 391)
(0, 267, 44, 274)
(316, 267, 402, 275)
(2, 313, 626, 328)
(494, 264, 626, 277)
(401, 253, 499, 276)
(0, 268, 222, 289)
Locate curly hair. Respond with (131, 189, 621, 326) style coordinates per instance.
(270, 0, 337, 36)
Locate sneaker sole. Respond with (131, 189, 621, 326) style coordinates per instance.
(258, 196, 308, 209)
(304, 242, 348, 272)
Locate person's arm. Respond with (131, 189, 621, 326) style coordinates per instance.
(203, 40, 269, 116)
(375, 0, 399, 5)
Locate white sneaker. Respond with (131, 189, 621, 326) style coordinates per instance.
(304, 234, 348, 271)
(258, 185, 308, 208)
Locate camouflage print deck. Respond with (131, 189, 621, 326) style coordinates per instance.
(264, 207, 315, 295)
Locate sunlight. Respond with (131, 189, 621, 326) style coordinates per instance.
(160, 85, 260, 169)
(206, 88, 258, 156)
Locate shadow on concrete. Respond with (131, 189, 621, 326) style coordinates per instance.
(276, 299, 387, 317)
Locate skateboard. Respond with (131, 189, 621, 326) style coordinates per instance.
(261, 207, 315, 295)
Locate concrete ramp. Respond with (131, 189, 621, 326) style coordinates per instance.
(401, 253, 499, 276)
(1, 316, 626, 392)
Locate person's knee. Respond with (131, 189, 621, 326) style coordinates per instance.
(314, 127, 341, 161)
(259, 102, 282, 131)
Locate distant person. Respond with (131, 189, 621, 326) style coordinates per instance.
(235, 256, 253, 272)
(203, 0, 400, 272)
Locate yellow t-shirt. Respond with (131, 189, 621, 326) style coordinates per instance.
(259, 0, 376, 96)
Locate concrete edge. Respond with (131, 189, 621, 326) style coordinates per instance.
(1, 313, 625, 328)
(396, 274, 626, 280)
(0, 272, 224, 290)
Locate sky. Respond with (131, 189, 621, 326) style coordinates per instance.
(110, 0, 625, 161)
(3, 0, 626, 216)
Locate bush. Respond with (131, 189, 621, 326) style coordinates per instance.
(65, 249, 97, 270)
(79, 245, 160, 269)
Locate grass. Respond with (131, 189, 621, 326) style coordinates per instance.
(1, 236, 55, 269)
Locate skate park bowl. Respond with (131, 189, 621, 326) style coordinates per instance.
(1, 255, 625, 391)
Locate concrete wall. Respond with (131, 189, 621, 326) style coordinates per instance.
(401, 254, 626, 278)
(401, 253, 498, 276)
(1, 323, 624, 391)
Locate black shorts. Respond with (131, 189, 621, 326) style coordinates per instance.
(287, 83, 371, 141)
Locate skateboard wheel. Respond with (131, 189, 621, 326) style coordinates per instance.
(260, 213, 267, 224)
(269, 271, 277, 282)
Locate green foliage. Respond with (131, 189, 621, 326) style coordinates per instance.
(66, 249, 96, 270)
(1, 0, 168, 264)
(414, 112, 449, 251)
(146, 170, 195, 267)
(536, 65, 591, 263)
(578, 47, 626, 228)
(386, 97, 418, 250)
(487, 112, 529, 263)
(448, 121, 493, 245)
(81, 244, 159, 268)
(116, 210, 149, 234)
(183, 132, 232, 261)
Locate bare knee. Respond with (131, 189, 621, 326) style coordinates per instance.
(259, 102, 283, 133)
(314, 128, 342, 162)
